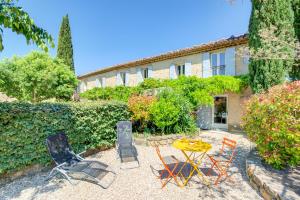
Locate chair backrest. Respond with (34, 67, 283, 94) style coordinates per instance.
(46, 132, 76, 165)
(116, 121, 133, 146)
(219, 137, 237, 161)
(155, 145, 169, 169)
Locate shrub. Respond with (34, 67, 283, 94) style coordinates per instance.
(0, 101, 130, 175)
(128, 95, 157, 131)
(242, 81, 300, 169)
(80, 86, 140, 102)
(150, 89, 196, 134)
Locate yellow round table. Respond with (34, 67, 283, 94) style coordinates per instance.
(172, 138, 212, 187)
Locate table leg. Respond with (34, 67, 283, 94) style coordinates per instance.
(181, 150, 210, 186)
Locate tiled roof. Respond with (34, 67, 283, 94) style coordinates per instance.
(78, 34, 248, 79)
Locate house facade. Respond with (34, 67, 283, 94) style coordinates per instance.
(78, 34, 251, 131)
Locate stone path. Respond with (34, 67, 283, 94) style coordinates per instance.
(0, 131, 262, 200)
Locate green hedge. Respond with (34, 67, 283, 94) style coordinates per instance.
(0, 101, 130, 175)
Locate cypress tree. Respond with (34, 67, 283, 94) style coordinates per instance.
(248, 0, 295, 93)
(291, 0, 300, 80)
(57, 15, 75, 72)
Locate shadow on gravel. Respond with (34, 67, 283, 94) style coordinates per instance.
(0, 172, 64, 200)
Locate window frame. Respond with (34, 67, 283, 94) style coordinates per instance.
(176, 64, 185, 76)
(120, 72, 126, 86)
(211, 52, 225, 76)
(142, 68, 149, 79)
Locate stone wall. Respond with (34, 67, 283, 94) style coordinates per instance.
(246, 150, 299, 200)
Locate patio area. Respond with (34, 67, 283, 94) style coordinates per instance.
(0, 131, 262, 200)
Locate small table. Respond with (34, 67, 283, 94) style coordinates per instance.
(172, 138, 212, 187)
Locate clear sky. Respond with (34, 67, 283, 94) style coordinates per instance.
(1, 0, 251, 76)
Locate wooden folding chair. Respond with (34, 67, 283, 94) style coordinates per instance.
(207, 137, 237, 185)
(151, 146, 183, 188)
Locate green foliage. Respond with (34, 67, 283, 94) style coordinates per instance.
(81, 86, 140, 102)
(137, 78, 164, 89)
(0, 0, 54, 51)
(81, 76, 247, 107)
(291, 0, 300, 81)
(0, 51, 78, 102)
(248, 0, 296, 93)
(0, 101, 130, 175)
(57, 15, 74, 72)
(242, 81, 300, 169)
(80, 76, 246, 135)
(149, 89, 196, 134)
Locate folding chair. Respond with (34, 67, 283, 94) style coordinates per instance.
(207, 137, 237, 185)
(46, 132, 116, 188)
(116, 121, 139, 168)
(151, 146, 183, 188)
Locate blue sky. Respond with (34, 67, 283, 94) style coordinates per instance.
(1, 0, 251, 76)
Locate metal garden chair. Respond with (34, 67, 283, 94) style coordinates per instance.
(150, 145, 183, 188)
(116, 121, 139, 168)
(46, 132, 116, 188)
(207, 137, 237, 185)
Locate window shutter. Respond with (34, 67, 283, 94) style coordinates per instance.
(95, 78, 101, 87)
(137, 68, 143, 83)
(202, 53, 212, 78)
(170, 64, 176, 79)
(116, 72, 121, 86)
(225, 47, 236, 76)
(80, 81, 86, 92)
(148, 67, 153, 78)
(102, 77, 106, 87)
(125, 72, 129, 86)
(185, 62, 192, 76)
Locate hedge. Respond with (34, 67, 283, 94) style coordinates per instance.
(0, 101, 130, 175)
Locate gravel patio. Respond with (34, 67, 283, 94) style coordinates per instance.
(0, 131, 262, 200)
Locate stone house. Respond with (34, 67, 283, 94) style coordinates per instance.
(77, 34, 251, 131)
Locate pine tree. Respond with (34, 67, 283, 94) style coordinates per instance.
(57, 15, 74, 72)
(248, 0, 295, 93)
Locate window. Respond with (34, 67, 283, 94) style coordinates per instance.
(211, 53, 225, 75)
(120, 72, 126, 86)
(176, 64, 185, 76)
(143, 68, 149, 79)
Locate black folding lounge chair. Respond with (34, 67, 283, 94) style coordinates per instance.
(116, 121, 139, 168)
(46, 132, 116, 188)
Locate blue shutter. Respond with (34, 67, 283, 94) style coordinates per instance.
(148, 67, 153, 78)
(137, 68, 143, 83)
(102, 77, 106, 87)
(125, 72, 129, 86)
(225, 47, 236, 76)
(202, 53, 212, 78)
(116, 72, 121, 86)
(95, 78, 101, 87)
(170, 64, 176, 79)
(185, 62, 192, 76)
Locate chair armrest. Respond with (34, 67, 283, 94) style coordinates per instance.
(76, 151, 86, 160)
(55, 162, 68, 168)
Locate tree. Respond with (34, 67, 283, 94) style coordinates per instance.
(248, 0, 296, 93)
(0, 0, 54, 51)
(291, 0, 300, 80)
(57, 15, 74, 72)
(0, 51, 78, 102)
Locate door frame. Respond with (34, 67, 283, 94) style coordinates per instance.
(212, 95, 228, 130)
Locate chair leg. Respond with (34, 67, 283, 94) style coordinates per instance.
(45, 168, 57, 181)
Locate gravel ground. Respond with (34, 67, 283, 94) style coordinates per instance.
(0, 131, 262, 200)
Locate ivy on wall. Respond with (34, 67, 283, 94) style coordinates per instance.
(0, 101, 130, 175)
